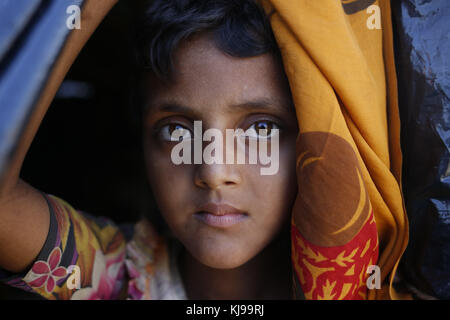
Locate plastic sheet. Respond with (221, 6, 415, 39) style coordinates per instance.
(392, 0, 450, 299)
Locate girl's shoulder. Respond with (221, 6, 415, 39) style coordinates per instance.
(0, 194, 128, 299)
(124, 219, 187, 300)
(0, 194, 186, 300)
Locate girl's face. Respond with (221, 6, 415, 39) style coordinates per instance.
(143, 35, 298, 269)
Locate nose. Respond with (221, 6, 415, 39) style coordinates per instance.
(194, 163, 242, 190)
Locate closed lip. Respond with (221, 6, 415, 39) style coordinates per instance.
(194, 203, 248, 228)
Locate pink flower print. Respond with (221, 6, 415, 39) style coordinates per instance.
(70, 249, 125, 300)
(25, 247, 67, 293)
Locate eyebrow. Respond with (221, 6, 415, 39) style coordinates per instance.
(228, 98, 291, 113)
(157, 103, 194, 114)
(145, 102, 200, 120)
(149, 97, 291, 116)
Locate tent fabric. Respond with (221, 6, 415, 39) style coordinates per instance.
(262, 0, 410, 299)
(393, 0, 450, 299)
(0, 0, 117, 192)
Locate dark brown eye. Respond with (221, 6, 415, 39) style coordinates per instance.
(159, 123, 192, 141)
(247, 121, 279, 139)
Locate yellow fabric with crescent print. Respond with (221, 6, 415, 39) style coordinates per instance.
(261, 0, 410, 299)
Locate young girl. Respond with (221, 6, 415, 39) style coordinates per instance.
(0, 0, 299, 299)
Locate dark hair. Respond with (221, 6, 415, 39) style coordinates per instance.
(134, 0, 280, 81)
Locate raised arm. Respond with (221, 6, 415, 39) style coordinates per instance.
(0, 0, 118, 274)
(0, 179, 50, 273)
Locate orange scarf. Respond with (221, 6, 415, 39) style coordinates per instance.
(262, 0, 409, 300)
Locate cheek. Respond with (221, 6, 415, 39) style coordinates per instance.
(277, 143, 298, 212)
(249, 141, 297, 221)
(144, 145, 193, 220)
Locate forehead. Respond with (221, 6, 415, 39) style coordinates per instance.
(146, 35, 291, 112)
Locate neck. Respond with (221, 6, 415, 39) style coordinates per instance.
(179, 228, 292, 300)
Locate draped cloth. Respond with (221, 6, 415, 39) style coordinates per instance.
(0, 0, 410, 301)
(261, 0, 409, 300)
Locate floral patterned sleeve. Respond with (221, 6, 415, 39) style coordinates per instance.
(0, 194, 128, 300)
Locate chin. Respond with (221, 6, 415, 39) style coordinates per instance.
(194, 248, 253, 270)
(202, 257, 247, 270)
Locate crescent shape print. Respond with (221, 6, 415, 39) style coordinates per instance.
(292, 132, 371, 247)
